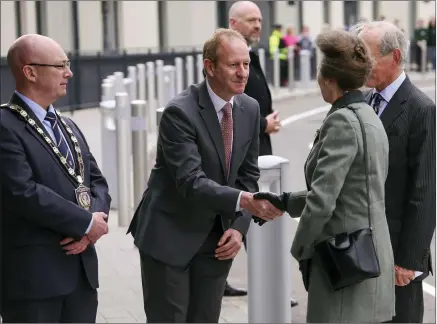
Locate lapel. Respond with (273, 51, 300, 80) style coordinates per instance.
(379, 77, 411, 130)
(198, 81, 227, 177)
(8, 94, 78, 187)
(228, 96, 245, 182)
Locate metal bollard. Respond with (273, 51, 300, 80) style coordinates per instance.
(247, 155, 293, 324)
(273, 49, 280, 91)
(146, 62, 157, 138)
(258, 48, 266, 74)
(156, 60, 165, 108)
(137, 63, 146, 101)
(156, 107, 165, 126)
(131, 100, 148, 207)
(115, 92, 133, 227)
(163, 65, 176, 106)
(101, 82, 114, 101)
(196, 53, 204, 83)
(186, 55, 194, 86)
(113, 71, 125, 93)
(299, 50, 311, 89)
(123, 78, 135, 101)
(127, 66, 137, 100)
(175, 57, 184, 94)
(420, 41, 427, 73)
(287, 46, 295, 91)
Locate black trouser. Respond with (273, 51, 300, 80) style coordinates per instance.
(385, 281, 424, 323)
(1, 268, 97, 323)
(140, 229, 232, 323)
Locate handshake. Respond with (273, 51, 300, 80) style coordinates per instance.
(240, 191, 290, 226)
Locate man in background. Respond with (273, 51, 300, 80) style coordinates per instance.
(228, 1, 299, 308)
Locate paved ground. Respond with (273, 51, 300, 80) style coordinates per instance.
(63, 72, 436, 323)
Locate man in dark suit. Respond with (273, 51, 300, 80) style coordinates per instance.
(354, 21, 435, 323)
(0, 34, 111, 323)
(127, 28, 283, 323)
(227, 1, 300, 307)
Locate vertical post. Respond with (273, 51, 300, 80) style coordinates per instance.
(115, 92, 133, 227)
(186, 55, 194, 86)
(196, 53, 204, 83)
(258, 48, 266, 74)
(175, 57, 184, 94)
(131, 100, 148, 207)
(137, 63, 146, 101)
(113, 71, 125, 93)
(421, 41, 427, 73)
(123, 78, 134, 101)
(156, 60, 165, 107)
(127, 66, 137, 100)
(163, 65, 176, 106)
(146, 62, 157, 137)
(299, 50, 311, 89)
(247, 155, 292, 324)
(273, 49, 280, 91)
(287, 46, 295, 91)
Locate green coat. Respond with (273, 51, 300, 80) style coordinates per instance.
(288, 91, 396, 322)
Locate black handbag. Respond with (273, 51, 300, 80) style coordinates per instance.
(314, 106, 381, 291)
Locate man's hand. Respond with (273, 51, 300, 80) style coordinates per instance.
(215, 229, 243, 260)
(86, 212, 109, 244)
(253, 191, 288, 211)
(395, 265, 415, 286)
(240, 192, 284, 222)
(60, 236, 91, 255)
(265, 111, 281, 134)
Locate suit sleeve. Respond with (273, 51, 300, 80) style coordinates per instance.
(291, 112, 358, 261)
(260, 115, 268, 134)
(159, 105, 241, 214)
(0, 122, 92, 237)
(395, 103, 436, 271)
(231, 103, 261, 236)
(65, 118, 111, 215)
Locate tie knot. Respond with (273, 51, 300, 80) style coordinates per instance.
(45, 111, 57, 126)
(373, 93, 383, 105)
(222, 102, 232, 115)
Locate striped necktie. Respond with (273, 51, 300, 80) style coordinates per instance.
(44, 111, 75, 169)
(220, 102, 233, 178)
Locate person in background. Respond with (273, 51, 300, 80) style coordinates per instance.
(427, 16, 436, 70)
(354, 20, 436, 323)
(228, 1, 297, 307)
(269, 23, 288, 86)
(413, 19, 428, 70)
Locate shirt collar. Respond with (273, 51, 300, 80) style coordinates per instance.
(205, 80, 234, 114)
(14, 90, 55, 124)
(373, 71, 406, 102)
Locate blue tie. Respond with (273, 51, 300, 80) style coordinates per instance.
(372, 93, 384, 115)
(44, 111, 75, 169)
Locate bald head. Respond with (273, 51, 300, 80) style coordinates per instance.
(228, 1, 262, 46)
(7, 34, 64, 80)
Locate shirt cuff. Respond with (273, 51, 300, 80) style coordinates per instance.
(236, 191, 243, 212)
(85, 216, 94, 235)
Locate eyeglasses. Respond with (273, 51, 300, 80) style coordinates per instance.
(26, 61, 71, 70)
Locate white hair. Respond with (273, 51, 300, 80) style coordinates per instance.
(350, 20, 410, 69)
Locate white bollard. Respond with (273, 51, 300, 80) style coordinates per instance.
(175, 57, 184, 94)
(196, 53, 204, 83)
(186, 55, 194, 86)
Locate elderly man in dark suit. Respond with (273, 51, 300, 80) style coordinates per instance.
(353, 20, 436, 323)
(127, 28, 283, 323)
(0, 34, 111, 323)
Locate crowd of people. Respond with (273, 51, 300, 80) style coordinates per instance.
(1, 1, 435, 323)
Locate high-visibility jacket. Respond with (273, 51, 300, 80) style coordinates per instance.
(269, 30, 287, 60)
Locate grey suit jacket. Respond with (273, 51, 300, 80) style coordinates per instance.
(128, 81, 260, 267)
(287, 90, 396, 322)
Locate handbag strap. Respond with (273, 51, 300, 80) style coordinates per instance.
(346, 106, 372, 231)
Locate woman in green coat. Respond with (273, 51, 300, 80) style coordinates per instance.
(256, 29, 396, 322)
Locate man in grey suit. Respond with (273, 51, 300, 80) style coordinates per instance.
(353, 21, 436, 323)
(127, 28, 283, 323)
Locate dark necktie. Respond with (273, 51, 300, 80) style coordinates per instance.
(45, 111, 75, 169)
(220, 102, 233, 177)
(372, 93, 384, 115)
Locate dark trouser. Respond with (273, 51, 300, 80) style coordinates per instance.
(386, 281, 424, 323)
(1, 268, 97, 323)
(140, 229, 232, 323)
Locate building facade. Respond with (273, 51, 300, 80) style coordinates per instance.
(1, 0, 435, 56)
